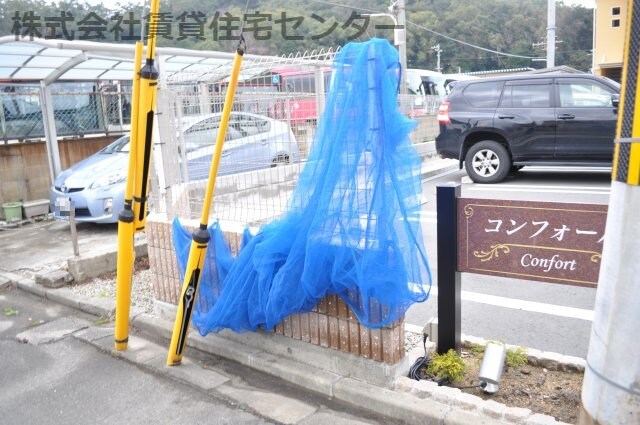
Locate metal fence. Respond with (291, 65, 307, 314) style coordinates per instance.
(0, 83, 131, 142)
(150, 50, 440, 232)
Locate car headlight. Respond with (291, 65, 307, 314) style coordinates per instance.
(90, 169, 127, 189)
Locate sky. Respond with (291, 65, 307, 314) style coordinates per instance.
(562, 0, 595, 7)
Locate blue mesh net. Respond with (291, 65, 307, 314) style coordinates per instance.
(174, 38, 432, 335)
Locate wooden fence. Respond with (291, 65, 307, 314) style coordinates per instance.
(0, 136, 119, 219)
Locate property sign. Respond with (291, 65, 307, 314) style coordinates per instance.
(457, 198, 608, 288)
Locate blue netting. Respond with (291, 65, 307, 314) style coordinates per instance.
(174, 38, 431, 335)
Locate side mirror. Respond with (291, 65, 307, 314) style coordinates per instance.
(612, 93, 620, 107)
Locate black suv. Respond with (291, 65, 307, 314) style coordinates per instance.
(435, 74, 621, 183)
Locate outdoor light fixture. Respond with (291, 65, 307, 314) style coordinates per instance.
(478, 342, 506, 394)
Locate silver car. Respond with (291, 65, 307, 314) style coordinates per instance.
(50, 135, 130, 223)
(50, 113, 300, 223)
(182, 112, 300, 180)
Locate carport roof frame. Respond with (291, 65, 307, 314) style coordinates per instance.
(0, 36, 331, 85)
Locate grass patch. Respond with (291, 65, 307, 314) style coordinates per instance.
(95, 316, 111, 325)
(467, 343, 485, 357)
(4, 307, 18, 316)
(505, 346, 528, 368)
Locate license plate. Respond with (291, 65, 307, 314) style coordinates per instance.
(55, 197, 71, 216)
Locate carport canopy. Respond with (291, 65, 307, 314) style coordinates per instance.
(0, 36, 252, 84)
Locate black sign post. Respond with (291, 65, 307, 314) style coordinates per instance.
(436, 183, 461, 354)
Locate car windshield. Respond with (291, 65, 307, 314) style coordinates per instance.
(101, 136, 130, 154)
(182, 113, 271, 152)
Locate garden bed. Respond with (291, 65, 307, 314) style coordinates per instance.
(416, 343, 583, 424)
(460, 346, 581, 423)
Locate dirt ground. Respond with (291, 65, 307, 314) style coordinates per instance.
(419, 347, 583, 424)
(460, 347, 582, 424)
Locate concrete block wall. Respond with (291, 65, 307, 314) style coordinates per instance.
(147, 215, 405, 365)
(409, 116, 439, 144)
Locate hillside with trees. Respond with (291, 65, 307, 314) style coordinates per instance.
(0, 0, 594, 72)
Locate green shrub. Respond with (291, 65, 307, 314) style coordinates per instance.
(427, 349, 466, 383)
(505, 346, 528, 368)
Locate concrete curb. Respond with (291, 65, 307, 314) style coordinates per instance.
(15, 277, 115, 318)
(129, 313, 460, 424)
(14, 281, 579, 425)
(67, 239, 147, 282)
(421, 159, 459, 180)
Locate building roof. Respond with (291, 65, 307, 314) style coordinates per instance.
(525, 65, 585, 74)
(463, 67, 535, 77)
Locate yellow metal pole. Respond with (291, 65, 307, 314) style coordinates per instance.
(114, 0, 160, 351)
(167, 42, 245, 366)
(114, 42, 143, 351)
(133, 0, 161, 233)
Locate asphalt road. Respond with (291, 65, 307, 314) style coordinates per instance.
(406, 166, 612, 358)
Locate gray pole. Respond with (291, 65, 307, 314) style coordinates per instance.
(547, 0, 556, 68)
(580, 5, 640, 422)
(40, 81, 61, 184)
(397, 0, 408, 94)
(580, 180, 640, 424)
(432, 44, 443, 72)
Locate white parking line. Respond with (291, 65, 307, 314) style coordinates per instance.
(480, 184, 610, 191)
(407, 217, 437, 223)
(421, 286, 594, 322)
(422, 167, 460, 183)
(468, 186, 609, 195)
(406, 210, 437, 223)
(523, 166, 611, 172)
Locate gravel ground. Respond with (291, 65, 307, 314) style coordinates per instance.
(404, 330, 426, 353)
(68, 259, 155, 314)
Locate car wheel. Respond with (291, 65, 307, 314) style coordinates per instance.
(271, 154, 290, 167)
(464, 141, 511, 183)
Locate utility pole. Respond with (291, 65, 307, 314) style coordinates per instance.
(395, 0, 408, 94)
(579, 2, 640, 423)
(546, 0, 556, 68)
(365, 1, 407, 93)
(432, 44, 443, 72)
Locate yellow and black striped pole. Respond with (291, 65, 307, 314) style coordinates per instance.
(611, 1, 640, 186)
(166, 38, 246, 366)
(114, 0, 161, 351)
(114, 41, 143, 351)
